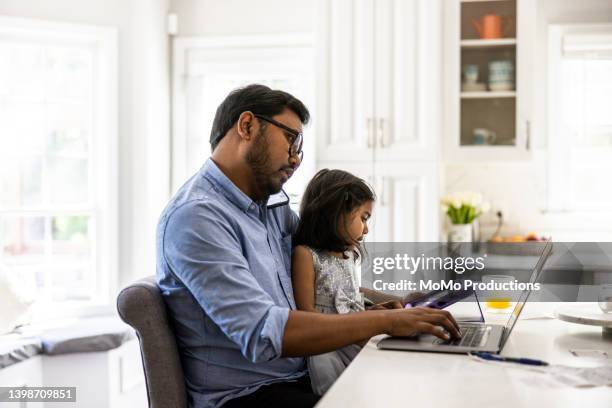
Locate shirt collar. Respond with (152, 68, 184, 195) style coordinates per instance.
(200, 158, 256, 213)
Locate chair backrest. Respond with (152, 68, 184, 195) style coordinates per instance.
(117, 276, 187, 408)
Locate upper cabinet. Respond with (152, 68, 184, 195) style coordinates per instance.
(443, 0, 535, 161)
(316, 0, 441, 164)
(316, 0, 443, 242)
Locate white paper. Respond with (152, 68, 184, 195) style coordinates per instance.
(569, 349, 609, 360)
(520, 365, 612, 388)
(471, 353, 612, 388)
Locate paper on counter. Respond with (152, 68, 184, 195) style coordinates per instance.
(520, 365, 612, 388)
(472, 351, 612, 388)
(569, 349, 609, 361)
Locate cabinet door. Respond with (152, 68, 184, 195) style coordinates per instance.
(0, 356, 43, 408)
(443, 0, 533, 162)
(515, 0, 535, 153)
(370, 162, 439, 242)
(373, 0, 440, 162)
(316, 0, 375, 163)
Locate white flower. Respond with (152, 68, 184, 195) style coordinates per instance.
(442, 191, 489, 212)
(469, 192, 483, 207)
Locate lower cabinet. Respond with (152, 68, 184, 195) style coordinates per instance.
(371, 162, 440, 242)
(0, 356, 43, 408)
(0, 339, 147, 408)
(317, 161, 440, 243)
(43, 339, 147, 408)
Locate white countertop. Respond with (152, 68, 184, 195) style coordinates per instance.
(316, 303, 612, 408)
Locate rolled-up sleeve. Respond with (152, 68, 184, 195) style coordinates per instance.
(162, 202, 288, 363)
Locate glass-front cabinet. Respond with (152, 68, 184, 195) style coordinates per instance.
(444, 0, 535, 161)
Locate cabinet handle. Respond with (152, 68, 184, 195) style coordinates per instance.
(380, 176, 387, 207)
(366, 118, 374, 148)
(526, 120, 531, 150)
(377, 118, 385, 148)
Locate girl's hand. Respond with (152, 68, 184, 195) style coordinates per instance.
(401, 292, 427, 307)
(367, 300, 403, 310)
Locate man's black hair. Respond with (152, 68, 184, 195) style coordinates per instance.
(209, 84, 310, 150)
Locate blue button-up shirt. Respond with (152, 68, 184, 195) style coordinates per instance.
(156, 159, 306, 408)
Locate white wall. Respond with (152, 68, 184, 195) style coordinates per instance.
(0, 0, 171, 290)
(170, 0, 314, 36)
(445, 0, 612, 241)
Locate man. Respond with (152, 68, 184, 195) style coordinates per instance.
(156, 84, 460, 408)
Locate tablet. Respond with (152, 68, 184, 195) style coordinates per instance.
(405, 289, 474, 309)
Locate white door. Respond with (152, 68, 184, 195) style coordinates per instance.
(373, 0, 440, 162)
(370, 161, 439, 242)
(316, 0, 375, 163)
(515, 0, 535, 153)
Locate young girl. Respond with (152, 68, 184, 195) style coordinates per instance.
(291, 168, 377, 395)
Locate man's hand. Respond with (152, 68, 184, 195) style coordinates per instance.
(384, 307, 461, 340)
(282, 306, 462, 357)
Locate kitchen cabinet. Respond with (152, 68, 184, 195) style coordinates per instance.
(42, 339, 146, 408)
(443, 0, 535, 161)
(369, 162, 440, 242)
(316, 0, 440, 163)
(316, 0, 442, 241)
(0, 356, 43, 408)
(316, 160, 440, 243)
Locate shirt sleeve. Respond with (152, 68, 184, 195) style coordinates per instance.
(162, 201, 288, 363)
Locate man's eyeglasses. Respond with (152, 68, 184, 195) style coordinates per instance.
(254, 114, 303, 161)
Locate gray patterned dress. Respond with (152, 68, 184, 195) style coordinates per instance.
(305, 247, 365, 395)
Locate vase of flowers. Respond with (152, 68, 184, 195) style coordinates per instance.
(441, 192, 490, 243)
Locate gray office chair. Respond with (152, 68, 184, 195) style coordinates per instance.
(117, 276, 187, 408)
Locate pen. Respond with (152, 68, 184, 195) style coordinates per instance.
(470, 351, 549, 366)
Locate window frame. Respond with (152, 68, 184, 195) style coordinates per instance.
(0, 16, 118, 316)
(547, 23, 612, 213)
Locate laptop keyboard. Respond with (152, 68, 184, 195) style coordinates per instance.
(435, 325, 488, 347)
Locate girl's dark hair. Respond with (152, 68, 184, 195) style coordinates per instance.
(293, 169, 375, 256)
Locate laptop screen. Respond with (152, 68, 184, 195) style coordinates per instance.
(499, 240, 553, 348)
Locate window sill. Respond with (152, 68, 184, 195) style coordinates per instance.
(27, 300, 116, 326)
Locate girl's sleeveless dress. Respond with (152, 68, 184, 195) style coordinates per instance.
(305, 247, 365, 396)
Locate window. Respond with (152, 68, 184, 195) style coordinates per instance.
(172, 35, 315, 207)
(547, 24, 612, 212)
(0, 17, 117, 310)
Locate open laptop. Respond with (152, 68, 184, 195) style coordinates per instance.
(377, 240, 552, 354)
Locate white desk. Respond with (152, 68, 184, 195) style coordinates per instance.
(316, 303, 612, 408)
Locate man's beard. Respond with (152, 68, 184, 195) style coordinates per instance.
(245, 128, 282, 199)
